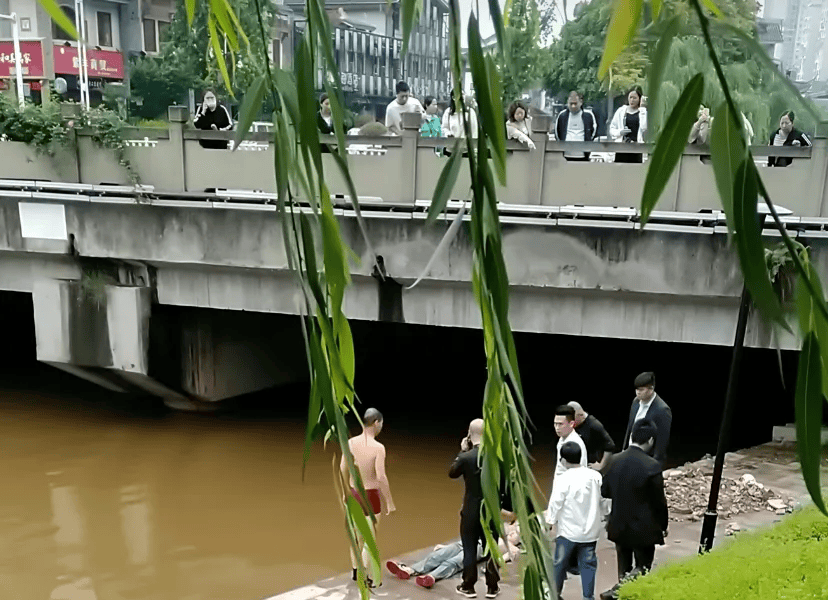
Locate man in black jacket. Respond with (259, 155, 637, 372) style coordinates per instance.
(555, 91, 597, 161)
(602, 419, 668, 585)
(449, 418, 500, 599)
(568, 401, 616, 471)
(622, 372, 672, 468)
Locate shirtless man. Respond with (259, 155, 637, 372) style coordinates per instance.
(340, 407, 396, 587)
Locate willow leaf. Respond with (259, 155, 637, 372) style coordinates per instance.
(487, 0, 507, 55)
(296, 37, 324, 179)
(701, 0, 724, 17)
(346, 497, 381, 574)
(426, 140, 463, 224)
(401, 0, 423, 54)
(598, 0, 643, 80)
(208, 17, 233, 95)
(210, 0, 239, 51)
(641, 74, 703, 224)
(732, 161, 786, 328)
(468, 16, 506, 184)
(651, 0, 663, 19)
(185, 0, 196, 25)
(794, 332, 827, 515)
(709, 101, 746, 238)
(40, 0, 79, 39)
(647, 17, 680, 134)
(234, 75, 266, 150)
(302, 373, 322, 478)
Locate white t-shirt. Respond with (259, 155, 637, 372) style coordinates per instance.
(545, 466, 608, 543)
(564, 110, 586, 158)
(555, 429, 588, 481)
(385, 98, 424, 133)
(628, 398, 654, 446)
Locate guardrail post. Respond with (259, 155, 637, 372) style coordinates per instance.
(400, 112, 420, 204)
(59, 102, 82, 183)
(168, 105, 189, 193)
(808, 137, 828, 217)
(529, 115, 551, 205)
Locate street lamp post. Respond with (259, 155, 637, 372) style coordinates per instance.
(698, 202, 793, 553)
(0, 13, 25, 109)
(74, 0, 89, 109)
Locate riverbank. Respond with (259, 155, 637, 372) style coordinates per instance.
(266, 442, 825, 600)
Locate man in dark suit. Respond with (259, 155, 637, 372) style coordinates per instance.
(622, 372, 672, 468)
(602, 419, 668, 589)
(449, 418, 500, 599)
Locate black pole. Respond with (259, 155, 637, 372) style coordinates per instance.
(699, 213, 767, 553)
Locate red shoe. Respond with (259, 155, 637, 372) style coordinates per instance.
(386, 560, 411, 580)
(416, 575, 436, 589)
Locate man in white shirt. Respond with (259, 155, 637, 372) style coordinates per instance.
(385, 81, 423, 135)
(554, 404, 588, 481)
(555, 91, 597, 161)
(546, 441, 608, 600)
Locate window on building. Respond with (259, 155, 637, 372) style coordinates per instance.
(97, 12, 112, 47)
(158, 21, 171, 45)
(53, 5, 76, 41)
(143, 18, 157, 53)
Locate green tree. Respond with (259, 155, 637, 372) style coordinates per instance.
(545, 0, 645, 103)
(498, 0, 550, 102)
(129, 0, 274, 119)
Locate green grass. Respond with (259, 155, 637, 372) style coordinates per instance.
(619, 507, 828, 600)
(134, 119, 169, 128)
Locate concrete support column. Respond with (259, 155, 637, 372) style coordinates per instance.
(400, 111, 421, 203)
(167, 105, 189, 193)
(32, 278, 188, 401)
(529, 115, 551, 205)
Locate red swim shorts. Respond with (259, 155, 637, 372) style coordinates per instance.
(351, 488, 382, 516)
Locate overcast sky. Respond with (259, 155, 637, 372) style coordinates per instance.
(455, 0, 575, 46)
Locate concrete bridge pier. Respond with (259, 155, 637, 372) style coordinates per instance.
(32, 279, 307, 410)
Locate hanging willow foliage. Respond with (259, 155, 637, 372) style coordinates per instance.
(35, 0, 828, 596)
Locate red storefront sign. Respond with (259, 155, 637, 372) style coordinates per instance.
(53, 45, 124, 79)
(0, 41, 45, 78)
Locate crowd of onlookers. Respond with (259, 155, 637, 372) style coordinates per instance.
(189, 82, 812, 167)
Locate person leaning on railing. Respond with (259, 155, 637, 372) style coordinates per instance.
(193, 89, 233, 150)
(768, 110, 811, 167)
(505, 101, 536, 150)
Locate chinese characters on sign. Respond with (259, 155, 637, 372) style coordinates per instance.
(54, 45, 124, 79)
(0, 41, 45, 78)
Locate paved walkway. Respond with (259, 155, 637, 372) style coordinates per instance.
(264, 443, 824, 600)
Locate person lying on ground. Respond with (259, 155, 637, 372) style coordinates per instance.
(385, 510, 521, 589)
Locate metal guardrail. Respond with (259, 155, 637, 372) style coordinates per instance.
(2, 177, 826, 237)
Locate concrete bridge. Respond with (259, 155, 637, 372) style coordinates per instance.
(1, 106, 826, 407)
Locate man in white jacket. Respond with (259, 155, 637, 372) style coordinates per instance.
(546, 441, 609, 600)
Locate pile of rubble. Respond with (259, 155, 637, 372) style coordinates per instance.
(664, 468, 796, 527)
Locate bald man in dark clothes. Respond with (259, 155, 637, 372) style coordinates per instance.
(568, 401, 616, 472)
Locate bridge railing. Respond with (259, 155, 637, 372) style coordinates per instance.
(1, 106, 824, 216)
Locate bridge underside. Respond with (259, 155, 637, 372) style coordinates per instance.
(0, 195, 814, 406)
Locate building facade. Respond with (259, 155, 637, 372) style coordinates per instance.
(285, 0, 450, 112)
(763, 0, 828, 80)
(0, 0, 173, 103)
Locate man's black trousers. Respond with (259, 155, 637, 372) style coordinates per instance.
(615, 543, 655, 579)
(460, 511, 500, 590)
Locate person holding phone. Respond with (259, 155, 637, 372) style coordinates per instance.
(610, 86, 647, 163)
(193, 89, 233, 149)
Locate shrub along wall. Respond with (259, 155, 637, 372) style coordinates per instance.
(619, 507, 828, 600)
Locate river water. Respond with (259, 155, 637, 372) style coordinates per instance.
(0, 295, 798, 600)
(0, 366, 556, 600)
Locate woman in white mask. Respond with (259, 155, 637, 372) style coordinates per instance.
(193, 89, 233, 149)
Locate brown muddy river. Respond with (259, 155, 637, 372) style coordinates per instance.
(0, 375, 555, 600)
